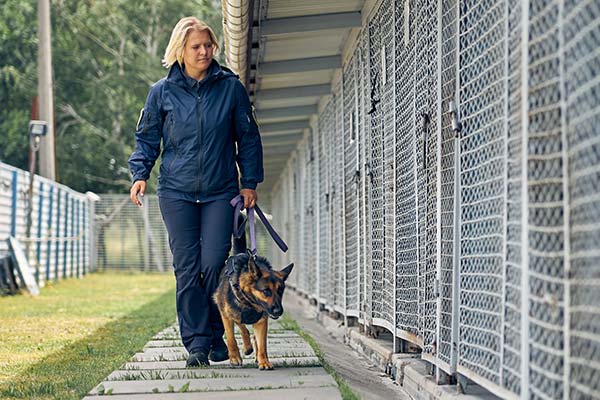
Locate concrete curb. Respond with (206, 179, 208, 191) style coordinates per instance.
(291, 291, 501, 400)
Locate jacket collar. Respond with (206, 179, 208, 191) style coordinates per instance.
(166, 60, 237, 89)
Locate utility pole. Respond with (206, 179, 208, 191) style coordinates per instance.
(37, 0, 56, 180)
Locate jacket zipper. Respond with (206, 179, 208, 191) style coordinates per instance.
(196, 94, 203, 196)
(168, 117, 177, 172)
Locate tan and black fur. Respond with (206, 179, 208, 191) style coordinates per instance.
(213, 253, 293, 370)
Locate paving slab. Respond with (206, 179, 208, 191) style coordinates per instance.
(105, 366, 326, 381)
(122, 356, 321, 370)
(88, 374, 335, 395)
(131, 348, 315, 362)
(84, 322, 340, 399)
(142, 342, 312, 354)
(82, 386, 342, 400)
(144, 337, 307, 348)
(153, 332, 302, 340)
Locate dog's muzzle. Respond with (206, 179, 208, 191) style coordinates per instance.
(268, 306, 283, 319)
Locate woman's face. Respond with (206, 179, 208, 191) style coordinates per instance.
(183, 29, 214, 79)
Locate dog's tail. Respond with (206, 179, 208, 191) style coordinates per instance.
(232, 212, 247, 254)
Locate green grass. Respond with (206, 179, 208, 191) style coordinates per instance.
(0, 271, 176, 399)
(280, 314, 361, 400)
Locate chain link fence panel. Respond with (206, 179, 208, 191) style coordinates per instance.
(267, 0, 599, 397)
(94, 194, 171, 271)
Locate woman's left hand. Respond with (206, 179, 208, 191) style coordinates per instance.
(241, 189, 257, 209)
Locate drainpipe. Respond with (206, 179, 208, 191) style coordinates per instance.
(221, 0, 252, 87)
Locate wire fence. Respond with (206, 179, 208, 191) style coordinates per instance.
(0, 162, 92, 285)
(267, 0, 600, 398)
(93, 194, 171, 271)
(93, 194, 275, 272)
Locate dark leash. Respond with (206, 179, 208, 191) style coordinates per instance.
(229, 194, 288, 258)
(225, 195, 288, 306)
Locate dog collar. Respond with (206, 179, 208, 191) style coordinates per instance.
(225, 257, 257, 307)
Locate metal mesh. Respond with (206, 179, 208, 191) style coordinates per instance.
(305, 139, 313, 296)
(327, 97, 338, 308)
(299, 145, 309, 294)
(359, 28, 373, 324)
(95, 194, 171, 271)
(343, 54, 360, 315)
(309, 126, 319, 299)
(458, 0, 506, 384)
(414, 0, 439, 356)
(264, 0, 600, 397)
(273, 169, 295, 286)
(319, 99, 335, 304)
(502, 0, 524, 393)
(527, 1, 567, 397)
(293, 157, 302, 290)
(368, 5, 384, 323)
(333, 79, 345, 311)
(564, 2, 600, 398)
(438, 0, 459, 369)
(393, 0, 420, 340)
(381, 0, 396, 329)
(285, 167, 297, 289)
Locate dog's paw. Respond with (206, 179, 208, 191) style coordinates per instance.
(244, 346, 254, 356)
(229, 353, 243, 367)
(257, 360, 273, 370)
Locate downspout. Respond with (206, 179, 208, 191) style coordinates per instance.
(221, 0, 253, 87)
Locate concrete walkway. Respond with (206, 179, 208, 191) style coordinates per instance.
(83, 320, 341, 399)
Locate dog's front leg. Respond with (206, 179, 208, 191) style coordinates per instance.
(221, 315, 242, 366)
(253, 316, 273, 370)
(236, 323, 254, 356)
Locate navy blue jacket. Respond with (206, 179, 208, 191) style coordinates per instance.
(128, 60, 263, 201)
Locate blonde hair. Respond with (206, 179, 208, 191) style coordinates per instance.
(162, 17, 220, 68)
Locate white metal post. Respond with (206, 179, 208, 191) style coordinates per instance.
(519, 0, 530, 397)
(558, 0, 570, 397)
(450, 0, 462, 375)
(434, 0, 444, 381)
(500, 0, 511, 386)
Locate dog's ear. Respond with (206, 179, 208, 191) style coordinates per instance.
(279, 263, 294, 281)
(248, 256, 260, 279)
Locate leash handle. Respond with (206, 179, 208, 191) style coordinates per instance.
(230, 195, 288, 255)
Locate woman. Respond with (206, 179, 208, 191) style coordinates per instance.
(128, 16, 263, 367)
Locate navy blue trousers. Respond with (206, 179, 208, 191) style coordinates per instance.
(158, 197, 233, 353)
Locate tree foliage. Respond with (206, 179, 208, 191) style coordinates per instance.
(0, 0, 224, 193)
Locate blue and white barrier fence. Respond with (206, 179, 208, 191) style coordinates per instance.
(0, 161, 96, 284)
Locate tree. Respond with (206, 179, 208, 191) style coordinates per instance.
(0, 0, 224, 193)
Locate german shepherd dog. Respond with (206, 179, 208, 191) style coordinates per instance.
(213, 240, 293, 370)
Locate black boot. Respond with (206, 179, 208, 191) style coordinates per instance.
(186, 349, 209, 367)
(208, 337, 229, 362)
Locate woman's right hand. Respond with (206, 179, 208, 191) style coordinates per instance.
(130, 180, 146, 206)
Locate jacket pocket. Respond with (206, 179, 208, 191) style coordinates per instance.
(167, 117, 178, 173)
(168, 116, 177, 152)
(142, 111, 151, 134)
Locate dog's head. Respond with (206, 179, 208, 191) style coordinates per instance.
(239, 256, 294, 319)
